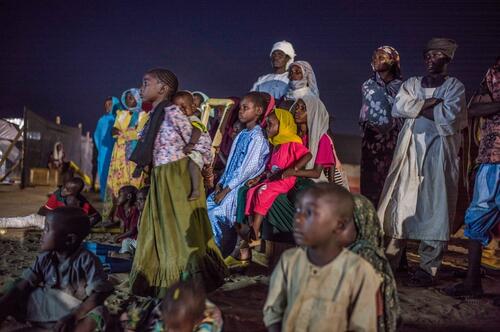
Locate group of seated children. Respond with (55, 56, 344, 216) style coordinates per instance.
(0, 182, 394, 332)
(105, 185, 149, 259)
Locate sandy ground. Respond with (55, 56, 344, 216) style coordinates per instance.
(1, 184, 500, 331)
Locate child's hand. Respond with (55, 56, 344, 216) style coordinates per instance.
(281, 168, 296, 179)
(183, 143, 195, 155)
(111, 127, 121, 137)
(54, 313, 76, 332)
(246, 177, 261, 187)
(214, 183, 222, 194)
(214, 187, 230, 204)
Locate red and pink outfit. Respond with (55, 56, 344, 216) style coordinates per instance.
(245, 142, 309, 216)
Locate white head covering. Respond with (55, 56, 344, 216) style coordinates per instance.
(53, 141, 64, 162)
(270, 40, 296, 69)
(287, 61, 320, 99)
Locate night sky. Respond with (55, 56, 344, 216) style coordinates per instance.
(1, 0, 499, 135)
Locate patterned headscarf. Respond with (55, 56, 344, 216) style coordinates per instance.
(268, 108, 302, 146)
(121, 88, 143, 113)
(350, 194, 400, 332)
(287, 61, 320, 97)
(372, 45, 402, 79)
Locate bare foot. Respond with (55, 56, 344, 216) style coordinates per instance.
(188, 190, 200, 201)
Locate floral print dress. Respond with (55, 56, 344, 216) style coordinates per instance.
(359, 73, 402, 207)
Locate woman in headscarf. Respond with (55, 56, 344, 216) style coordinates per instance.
(283, 60, 320, 103)
(359, 46, 403, 207)
(48, 141, 65, 170)
(341, 195, 400, 332)
(251, 40, 296, 100)
(106, 88, 149, 209)
(284, 95, 347, 187)
(94, 96, 121, 201)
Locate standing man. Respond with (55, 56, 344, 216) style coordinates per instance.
(445, 57, 500, 298)
(378, 38, 467, 286)
(251, 40, 296, 100)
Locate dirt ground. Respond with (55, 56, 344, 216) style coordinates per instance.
(1, 184, 500, 331)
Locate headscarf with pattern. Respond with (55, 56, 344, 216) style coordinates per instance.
(350, 195, 400, 332)
(268, 108, 302, 146)
(372, 45, 402, 79)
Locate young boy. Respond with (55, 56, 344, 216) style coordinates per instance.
(0, 207, 113, 331)
(0, 177, 102, 229)
(173, 91, 213, 201)
(39, 177, 102, 225)
(263, 183, 381, 332)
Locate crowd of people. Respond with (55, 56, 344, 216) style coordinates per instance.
(0, 37, 498, 332)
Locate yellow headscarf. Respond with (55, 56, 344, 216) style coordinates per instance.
(268, 108, 303, 146)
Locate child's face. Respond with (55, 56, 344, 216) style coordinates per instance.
(238, 97, 262, 124)
(136, 192, 147, 211)
(125, 92, 138, 108)
(116, 190, 130, 206)
(266, 112, 280, 138)
(140, 74, 166, 103)
(230, 122, 244, 139)
(292, 99, 307, 125)
(61, 182, 79, 197)
(174, 95, 196, 117)
(294, 192, 340, 247)
(193, 94, 203, 108)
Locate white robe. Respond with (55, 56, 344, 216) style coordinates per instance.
(377, 76, 467, 241)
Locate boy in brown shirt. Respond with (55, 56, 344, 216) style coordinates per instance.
(263, 183, 381, 332)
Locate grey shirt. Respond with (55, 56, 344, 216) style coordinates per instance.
(22, 246, 113, 301)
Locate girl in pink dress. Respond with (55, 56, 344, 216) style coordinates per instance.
(245, 108, 312, 243)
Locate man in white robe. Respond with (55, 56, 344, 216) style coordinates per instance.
(378, 38, 467, 286)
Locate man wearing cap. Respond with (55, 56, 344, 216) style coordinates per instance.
(251, 40, 296, 100)
(378, 38, 467, 286)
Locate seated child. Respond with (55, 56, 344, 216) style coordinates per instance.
(263, 183, 381, 332)
(245, 109, 311, 247)
(173, 91, 213, 201)
(110, 186, 149, 258)
(207, 92, 271, 256)
(0, 177, 102, 229)
(0, 207, 113, 331)
(121, 280, 223, 332)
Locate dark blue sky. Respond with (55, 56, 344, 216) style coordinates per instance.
(1, 0, 499, 135)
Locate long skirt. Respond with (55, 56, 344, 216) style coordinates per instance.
(129, 158, 227, 297)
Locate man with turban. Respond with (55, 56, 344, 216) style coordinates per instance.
(378, 38, 467, 286)
(251, 40, 296, 100)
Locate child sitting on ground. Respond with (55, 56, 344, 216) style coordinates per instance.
(173, 91, 213, 201)
(245, 109, 311, 245)
(39, 177, 102, 225)
(121, 280, 223, 332)
(0, 177, 102, 229)
(263, 183, 381, 332)
(110, 186, 149, 259)
(0, 207, 113, 331)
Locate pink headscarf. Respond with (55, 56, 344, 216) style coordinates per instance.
(260, 94, 276, 127)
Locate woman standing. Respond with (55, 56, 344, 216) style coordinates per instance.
(106, 88, 149, 202)
(129, 68, 227, 297)
(359, 46, 403, 207)
(94, 96, 121, 201)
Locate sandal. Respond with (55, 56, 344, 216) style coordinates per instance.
(405, 268, 434, 287)
(224, 256, 250, 269)
(442, 282, 483, 298)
